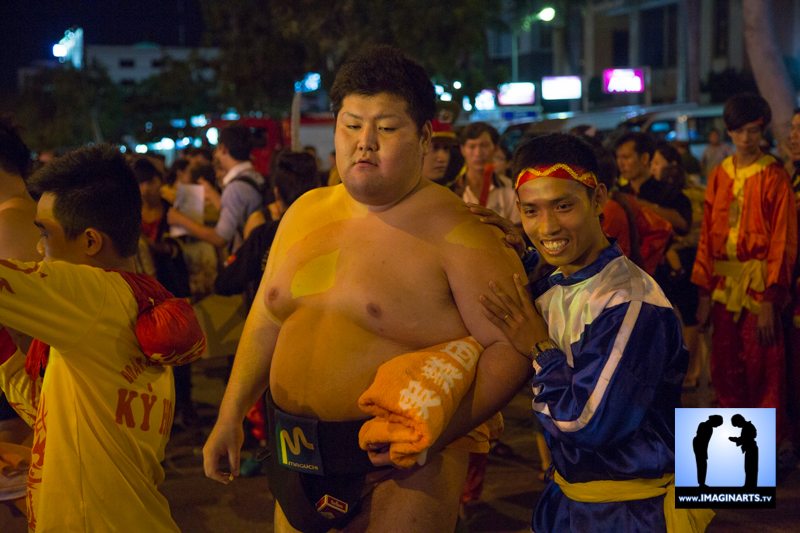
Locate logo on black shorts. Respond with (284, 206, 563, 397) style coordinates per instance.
(274, 410, 324, 475)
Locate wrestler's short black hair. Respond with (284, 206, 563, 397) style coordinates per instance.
(329, 45, 435, 132)
(724, 93, 771, 131)
(512, 134, 600, 192)
(614, 131, 655, 157)
(27, 144, 142, 258)
(459, 122, 500, 146)
(219, 125, 253, 161)
(0, 115, 32, 178)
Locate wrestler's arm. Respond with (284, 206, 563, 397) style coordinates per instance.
(203, 278, 279, 483)
(432, 223, 532, 451)
(466, 203, 527, 257)
(202, 197, 296, 483)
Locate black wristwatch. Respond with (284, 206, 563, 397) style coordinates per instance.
(527, 339, 559, 362)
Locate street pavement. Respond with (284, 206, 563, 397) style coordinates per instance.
(1, 355, 799, 532)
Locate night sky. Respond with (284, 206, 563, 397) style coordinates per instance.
(0, 0, 206, 91)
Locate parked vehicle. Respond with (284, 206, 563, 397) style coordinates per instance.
(499, 106, 652, 153)
(617, 104, 727, 160)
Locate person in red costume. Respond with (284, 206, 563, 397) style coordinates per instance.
(691, 93, 797, 447)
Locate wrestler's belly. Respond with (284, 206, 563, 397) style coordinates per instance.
(269, 306, 468, 421)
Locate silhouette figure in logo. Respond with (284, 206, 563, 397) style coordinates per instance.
(729, 414, 759, 488)
(693, 415, 723, 487)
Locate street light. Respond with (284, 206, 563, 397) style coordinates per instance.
(513, 6, 557, 81)
(538, 7, 556, 23)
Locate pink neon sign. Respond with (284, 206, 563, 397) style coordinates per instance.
(602, 69, 645, 94)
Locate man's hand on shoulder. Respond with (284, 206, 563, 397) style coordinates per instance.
(480, 273, 549, 360)
(466, 203, 526, 258)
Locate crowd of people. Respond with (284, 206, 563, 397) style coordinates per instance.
(1, 43, 799, 532)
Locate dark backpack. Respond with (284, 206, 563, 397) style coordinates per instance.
(231, 171, 268, 204)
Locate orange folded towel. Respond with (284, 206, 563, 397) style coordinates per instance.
(358, 337, 483, 468)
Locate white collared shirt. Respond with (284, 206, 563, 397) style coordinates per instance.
(221, 161, 255, 188)
(462, 174, 521, 224)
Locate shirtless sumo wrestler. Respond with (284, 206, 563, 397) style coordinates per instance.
(202, 46, 531, 532)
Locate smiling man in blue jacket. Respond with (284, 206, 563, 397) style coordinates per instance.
(480, 133, 714, 532)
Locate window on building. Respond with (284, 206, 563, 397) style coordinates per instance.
(120, 79, 135, 86)
(664, 4, 677, 67)
(119, 59, 135, 68)
(713, 0, 729, 58)
(538, 25, 552, 50)
(640, 5, 677, 68)
(612, 30, 629, 67)
(152, 59, 166, 68)
(488, 29, 512, 58)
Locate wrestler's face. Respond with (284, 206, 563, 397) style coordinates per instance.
(789, 113, 800, 163)
(34, 192, 88, 264)
(422, 140, 452, 183)
(335, 93, 431, 208)
(517, 177, 609, 276)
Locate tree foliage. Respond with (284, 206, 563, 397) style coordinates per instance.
(123, 55, 219, 141)
(201, 0, 308, 113)
(14, 63, 124, 152)
(202, 0, 509, 112)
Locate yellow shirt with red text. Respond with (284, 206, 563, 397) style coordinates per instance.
(0, 259, 178, 532)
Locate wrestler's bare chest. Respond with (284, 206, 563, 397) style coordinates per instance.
(265, 211, 473, 418)
(265, 214, 465, 346)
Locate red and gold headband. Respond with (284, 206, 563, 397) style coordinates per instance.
(515, 163, 598, 190)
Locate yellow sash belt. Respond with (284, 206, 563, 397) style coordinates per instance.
(712, 259, 766, 319)
(553, 471, 714, 533)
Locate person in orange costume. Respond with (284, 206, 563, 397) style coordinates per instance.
(692, 93, 797, 444)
